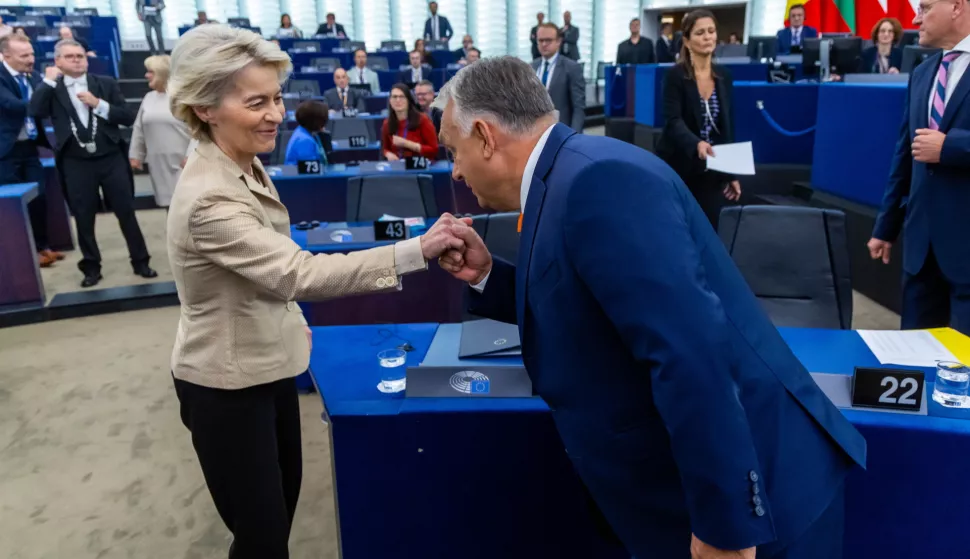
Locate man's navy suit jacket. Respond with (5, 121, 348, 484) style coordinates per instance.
(469, 123, 866, 556)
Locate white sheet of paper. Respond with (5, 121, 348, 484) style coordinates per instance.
(857, 330, 958, 367)
(706, 141, 756, 175)
(379, 214, 425, 227)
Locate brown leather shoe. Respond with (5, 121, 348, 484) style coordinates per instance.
(42, 249, 66, 261)
(37, 252, 55, 268)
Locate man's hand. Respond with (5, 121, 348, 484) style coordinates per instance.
(913, 128, 945, 163)
(129, 158, 143, 170)
(690, 534, 755, 559)
(44, 66, 61, 81)
(438, 219, 492, 285)
(76, 90, 100, 108)
(419, 213, 468, 261)
(867, 237, 893, 264)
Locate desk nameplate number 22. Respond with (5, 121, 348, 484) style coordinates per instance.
(851, 367, 925, 412)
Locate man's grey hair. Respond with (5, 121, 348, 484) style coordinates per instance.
(432, 56, 557, 136)
(54, 39, 83, 58)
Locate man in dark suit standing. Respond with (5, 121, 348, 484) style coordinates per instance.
(869, 0, 970, 335)
(0, 34, 62, 267)
(423, 1, 453, 43)
(616, 17, 655, 65)
(397, 50, 430, 88)
(655, 22, 676, 62)
(30, 39, 154, 287)
(433, 56, 865, 559)
(414, 80, 442, 133)
(533, 23, 584, 132)
(315, 13, 347, 38)
(530, 12, 544, 60)
(559, 11, 580, 61)
(323, 68, 366, 113)
(776, 4, 818, 55)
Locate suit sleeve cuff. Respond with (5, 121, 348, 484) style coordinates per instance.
(43, 78, 56, 88)
(93, 99, 110, 119)
(394, 237, 426, 276)
(470, 270, 490, 293)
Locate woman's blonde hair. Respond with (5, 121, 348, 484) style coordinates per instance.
(143, 54, 171, 89)
(168, 24, 292, 141)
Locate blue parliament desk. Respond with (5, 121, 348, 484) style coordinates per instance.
(269, 160, 456, 223)
(0, 183, 44, 309)
(309, 322, 970, 559)
(38, 158, 74, 252)
(290, 221, 463, 327)
(810, 82, 907, 207)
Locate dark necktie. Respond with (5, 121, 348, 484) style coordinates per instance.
(541, 61, 549, 86)
(16, 75, 37, 139)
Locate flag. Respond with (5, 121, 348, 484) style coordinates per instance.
(784, 0, 854, 33)
(856, 0, 888, 39)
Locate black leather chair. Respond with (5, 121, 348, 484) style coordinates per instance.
(718, 205, 852, 329)
(346, 174, 437, 221)
(463, 212, 520, 320)
(329, 118, 374, 142)
(471, 212, 520, 263)
(284, 79, 321, 97)
(269, 128, 294, 165)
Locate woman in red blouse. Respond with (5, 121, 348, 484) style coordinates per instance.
(381, 83, 439, 161)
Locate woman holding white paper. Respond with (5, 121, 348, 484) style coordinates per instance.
(656, 9, 741, 228)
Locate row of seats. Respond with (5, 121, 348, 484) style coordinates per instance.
(347, 176, 853, 330)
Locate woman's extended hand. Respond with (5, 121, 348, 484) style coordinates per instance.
(697, 141, 715, 160)
(723, 180, 741, 201)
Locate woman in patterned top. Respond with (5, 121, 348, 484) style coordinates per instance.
(656, 9, 741, 228)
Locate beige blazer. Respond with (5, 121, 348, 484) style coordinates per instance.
(167, 140, 426, 390)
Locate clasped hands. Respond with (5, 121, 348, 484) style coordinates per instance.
(418, 213, 492, 284)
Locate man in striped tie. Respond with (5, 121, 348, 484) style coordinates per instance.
(870, 0, 970, 334)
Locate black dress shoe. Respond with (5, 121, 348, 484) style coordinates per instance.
(81, 273, 103, 288)
(133, 265, 158, 279)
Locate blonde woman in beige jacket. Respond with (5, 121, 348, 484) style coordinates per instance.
(167, 24, 467, 557)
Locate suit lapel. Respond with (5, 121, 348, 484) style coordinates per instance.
(515, 123, 575, 331)
(0, 64, 19, 98)
(914, 54, 939, 131)
(685, 73, 703, 131)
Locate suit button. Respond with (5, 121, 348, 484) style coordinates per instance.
(376, 278, 387, 288)
(754, 505, 765, 517)
(385, 276, 396, 287)
(748, 471, 759, 483)
(752, 495, 762, 506)
(752, 483, 760, 495)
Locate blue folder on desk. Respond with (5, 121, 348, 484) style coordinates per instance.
(459, 319, 522, 358)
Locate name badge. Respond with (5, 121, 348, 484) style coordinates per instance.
(405, 156, 429, 170)
(297, 160, 322, 174)
(851, 367, 924, 412)
(374, 220, 407, 241)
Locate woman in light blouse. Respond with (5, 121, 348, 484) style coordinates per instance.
(167, 25, 465, 557)
(276, 13, 302, 39)
(129, 55, 190, 209)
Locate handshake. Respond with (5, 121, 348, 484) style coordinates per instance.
(418, 213, 493, 286)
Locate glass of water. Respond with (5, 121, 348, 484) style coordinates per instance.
(377, 349, 407, 393)
(933, 361, 970, 408)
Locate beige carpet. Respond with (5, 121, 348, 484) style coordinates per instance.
(0, 306, 338, 559)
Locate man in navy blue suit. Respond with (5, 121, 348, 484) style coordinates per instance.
(423, 1, 453, 43)
(869, 0, 970, 335)
(0, 34, 63, 267)
(434, 57, 865, 559)
(776, 4, 818, 55)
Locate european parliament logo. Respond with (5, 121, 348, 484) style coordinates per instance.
(449, 370, 490, 394)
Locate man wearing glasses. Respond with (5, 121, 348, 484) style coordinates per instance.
(531, 22, 585, 132)
(869, 0, 970, 335)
